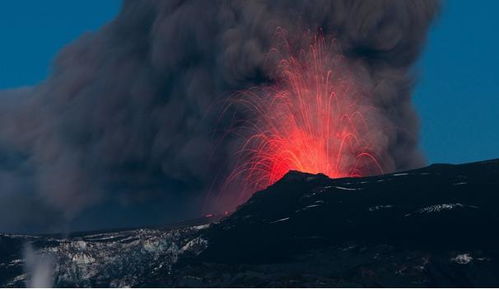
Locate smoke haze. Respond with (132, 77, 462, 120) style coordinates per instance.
(0, 0, 439, 233)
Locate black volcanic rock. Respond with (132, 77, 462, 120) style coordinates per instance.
(2, 159, 499, 287)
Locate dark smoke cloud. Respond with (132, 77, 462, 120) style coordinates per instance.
(0, 0, 439, 233)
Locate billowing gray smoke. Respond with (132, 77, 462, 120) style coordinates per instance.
(0, 0, 439, 233)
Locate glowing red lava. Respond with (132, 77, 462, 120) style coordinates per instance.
(218, 31, 383, 206)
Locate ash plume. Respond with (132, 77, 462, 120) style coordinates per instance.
(0, 0, 439, 233)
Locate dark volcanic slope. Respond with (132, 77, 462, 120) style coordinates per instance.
(2, 159, 499, 287)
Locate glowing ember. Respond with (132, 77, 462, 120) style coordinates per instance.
(219, 31, 383, 205)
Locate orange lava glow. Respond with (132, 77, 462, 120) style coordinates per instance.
(220, 31, 383, 204)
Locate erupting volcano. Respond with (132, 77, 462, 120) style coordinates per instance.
(0, 0, 439, 234)
(220, 31, 384, 204)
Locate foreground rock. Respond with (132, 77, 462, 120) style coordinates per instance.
(2, 159, 499, 287)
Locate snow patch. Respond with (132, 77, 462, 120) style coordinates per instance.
(418, 203, 464, 214)
(192, 224, 210, 230)
(270, 217, 290, 224)
(368, 205, 393, 212)
(392, 173, 409, 176)
(333, 186, 361, 191)
(179, 237, 208, 255)
(71, 253, 95, 265)
(452, 253, 473, 265)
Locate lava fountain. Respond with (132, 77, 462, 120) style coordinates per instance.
(216, 31, 384, 207)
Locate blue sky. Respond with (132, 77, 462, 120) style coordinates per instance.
(0, 0, 121, 88)
(413, 0, 499, 164)
(0, 0, 498, 165)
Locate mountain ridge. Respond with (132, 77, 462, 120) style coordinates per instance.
(2, 158, 499, 287)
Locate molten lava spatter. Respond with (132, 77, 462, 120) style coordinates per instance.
(220, 32, 383, 205)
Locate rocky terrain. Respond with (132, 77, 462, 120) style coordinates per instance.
(2, 159, 499, 287)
